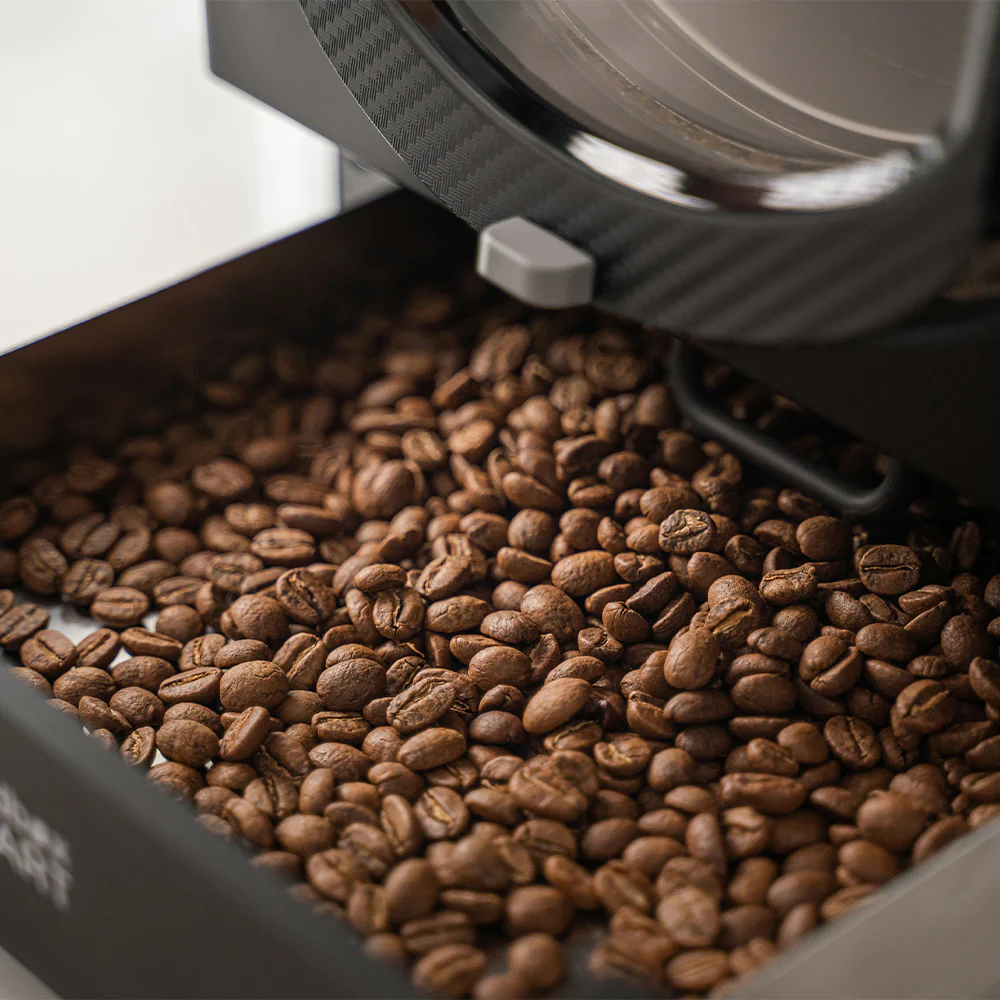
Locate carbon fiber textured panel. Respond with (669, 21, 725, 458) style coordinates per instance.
(301, 0, 993, 345)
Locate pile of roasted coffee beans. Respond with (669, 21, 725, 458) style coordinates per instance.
(2, 288, 1000, 999)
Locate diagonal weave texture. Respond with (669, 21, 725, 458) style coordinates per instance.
(301, 0, 988, 345)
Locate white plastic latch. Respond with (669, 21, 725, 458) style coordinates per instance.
(476, 217, 596, 309)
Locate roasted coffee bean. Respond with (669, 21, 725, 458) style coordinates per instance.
(219, 705, 272, 760)
(90, 587, 150, 628)
(856, 623, 918, 662)
(149, 761, 204, 801)
(120, 627, 183, 661)
(110, 687, 165, 729)
(522, 678, 591, 734)
(506, 884, 574, 935)
(21, 630, 77, 679)
(510, 752, 597, 823)
(657, 508, 716, 556)
(656, 883, 720, 948)
(158, 667, 222, 706)
(856, 792, 928, 852)
(825, 716, 881, 770)
(719, 773, 806, 815)
(411, 944, 486, 999)
(62, 558, 115, 605)
(398, 729, 466, 771)
(0, 603, 49, 648)
(156, 719, 219, 768)
(113, 655, 174, 692)
(414, 787, 469, 840)
(858, 545, 921, 596)
(520, 585, 585, 644)
(468, 645, 530, 690)
(219, 660, 289, 712)
(317, 657, 386, 712)
(121, 727, 157, 768)
(52, 666, 116, 706)
(180, 634, 227, 671)
(663, 628, 719, 690)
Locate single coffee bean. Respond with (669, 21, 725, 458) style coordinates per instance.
(824, 716, 882, 770)
(856, 623, 918, 662)
(110, 687, 165, 729)
(411, 944, 486, 1000)
(20, 630, 77, 679)
(663, 628, 720, 690)
(219, 660, 289, 712)
(759, 565, 817, 606)
(158, 667, 222, 706)
(62, 558, 114, 604)
(121, 727, 157, 768)
(219, 705, 272, 760)
(398, 729, 467, 771)
(858, 545, 921, 596)
(90, 587, 150, 628)
(156, 719, 219, 768)
(317, 658, 387, 712)
(0, 603, 50, 648)
(113, 655, 174, 692)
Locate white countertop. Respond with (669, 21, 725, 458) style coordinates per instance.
(0, 0, 339, 354)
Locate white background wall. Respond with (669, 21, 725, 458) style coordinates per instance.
(0, 0, 339, 353)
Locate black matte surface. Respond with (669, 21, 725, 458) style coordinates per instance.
(710, 302, 1000, 512)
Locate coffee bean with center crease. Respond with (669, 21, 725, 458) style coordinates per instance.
(19, 538, 68, 595)
(121, 727, 157, 768)
(388, 678, 456, 735)
(759, 566, 817, 606)
(659, 510, 717, 556)
(120, 627, 183, 661)
(158, 667, 222, 706)
(20, 630, 77, 679)
(824, 716, 881, 770)
(62, 558, 114, 604)
(219, 705, 272, 760)
(799, 636, 862, 699)
(414, 787, 469, 840)
(415, 557, 472, 601)
(412, 944, 486, 1000)
(858, 545, 921, 596)
(90, 587, 150, 628)
(509, 752, 595, 823)
(891, 680, 956, 738)
(372, 588, 425, 641)
(0, 604, 50, 648)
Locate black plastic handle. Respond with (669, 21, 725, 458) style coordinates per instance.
(669, 340, 914, 519)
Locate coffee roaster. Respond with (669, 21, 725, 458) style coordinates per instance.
(208, 0, 1000, 515)
(3, 4, 1000, 998)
